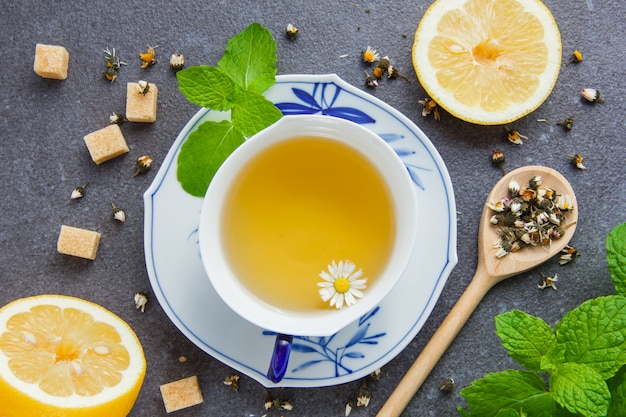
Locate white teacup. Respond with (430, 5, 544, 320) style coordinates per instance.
(199, 115, 417, 381)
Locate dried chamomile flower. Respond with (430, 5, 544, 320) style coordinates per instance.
(109, 112, 127, 125)
(387, 65, 411, 82)
(139, 45, 158, 69)
(285, 23, 298, 40)
(356, 379, 371, 407)
(223, 374, 240, 391)
(169, 53, 185, 70)
(377, 56, 390, 71)
(104, 47, 126, 70)
(364, 71, 378, 88)
(491, 150, 506, 176)
(103, 67, 118, 83)
(568, 153, 586, 170)
(439, 377, 455, 393)
(136, 80, 150, 95)
(111, 202, 126, 223)
(528, 175, 542, 189)
(274, 399, 294, 410)
(581, 88, 604, 103)
(70, 183, 88, 200)
(361, 46, 380, 63)
(507, 129, 528, 145)
(418, 97, 441, 120)
(134, 292, 148, 312)
(538, 272, 558, 290)
(489, 176, 575, 258)
(557, 116, 574, 130)
(372, 66, 384, 79)
(369, 368, 382, 381)
(566, 50, 583, 65)
(559, 245, 580, 265)
(133, 155, 153, 177)
(102, 47, 126, 83)
(345, 401, 353, 416)
(508, 179, 520, 197)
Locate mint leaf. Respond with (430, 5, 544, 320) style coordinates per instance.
(175, 23, 279, 197)
(540, 344, 566, 372)
(555, 295, 626, 379)
(494, 409, 525, 417)
(231, 90, 283, 136)
(495, 310, 557, 371)
(549, 362, 610, 417)
(607, 365, 626, 417)
(459, 370, 554, 417)
(607, 222, 626, 296)
(176, 65, 239, 110)
(218, 22, 277, 94)
(176, 120, 245, 197)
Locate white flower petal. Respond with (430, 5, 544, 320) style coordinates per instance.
(349, 288, 364, 298)
(334, 293, 345, 309)
(344, 291, 356, 306)
(319, 271, 334, 282)
(348, 269, 363, 281)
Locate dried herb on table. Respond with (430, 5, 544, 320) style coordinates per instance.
(139, 45, 158, 68)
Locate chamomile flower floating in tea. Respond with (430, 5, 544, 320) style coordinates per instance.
(318, 260, 367, 309)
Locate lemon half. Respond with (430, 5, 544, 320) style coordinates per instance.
(0, 294, 146, 417)
(413, 0, 562, 125)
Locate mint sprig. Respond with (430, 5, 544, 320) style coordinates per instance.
(175, 23, 282, 197)
(458, 222, 626, 417)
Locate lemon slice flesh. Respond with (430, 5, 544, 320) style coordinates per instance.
(413, 0, 561, 125)
(0, 295, 146, 417)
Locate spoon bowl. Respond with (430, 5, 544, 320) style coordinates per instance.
(376, 165, 577, 417)
(479, 165, 577, 283)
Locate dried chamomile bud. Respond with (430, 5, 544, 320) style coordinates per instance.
(134, 292, 148, 312)
(109, 112, 127, 125)
(567, 153, 586, 170)
(133, 155, 153, 177)
(581, 88, 604, 103)
(285, 23, 298, 40)
(169, 53, 185, 70)
(70, 183, 88, 200)
(111, 202, 126, 223)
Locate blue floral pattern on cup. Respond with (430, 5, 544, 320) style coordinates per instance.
(264, 307, 385, 378)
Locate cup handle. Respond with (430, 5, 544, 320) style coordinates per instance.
(267, 333, 294, 383)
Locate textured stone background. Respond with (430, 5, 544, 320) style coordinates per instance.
(1, 1, 624, 416)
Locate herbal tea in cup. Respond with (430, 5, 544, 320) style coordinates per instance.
(199, 115, 417, 338)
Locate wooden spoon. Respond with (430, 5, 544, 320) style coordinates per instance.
(376, 165, 577, 417)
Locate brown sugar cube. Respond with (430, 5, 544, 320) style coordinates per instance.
(57, 225, 101, 260)
(159, 375, 204, 413)
(34, 44, 69, 80)
(84, 124, 129, 164)
(126, 82, 158, 122)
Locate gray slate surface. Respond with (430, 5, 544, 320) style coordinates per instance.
(1, 1, 625, 416)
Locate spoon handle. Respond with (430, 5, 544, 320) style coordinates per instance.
(376, 267, 493, 417)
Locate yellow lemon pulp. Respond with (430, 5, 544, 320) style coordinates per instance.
(413, 0, 561, 125)
(0, 295, 145, 417)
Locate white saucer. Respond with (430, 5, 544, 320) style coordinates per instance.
(143, 73, 457, 387)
